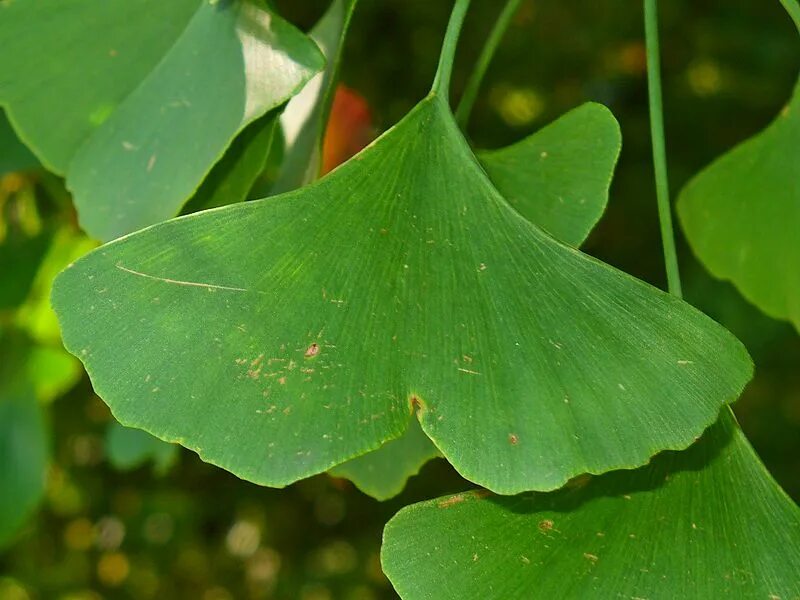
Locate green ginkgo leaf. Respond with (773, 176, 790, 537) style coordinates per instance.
(330, 419, 441, 501)
(330, 103, 621, 500)
(0, 0, 324, 241)
(381, 411, 800, 599)
(678, 80, 800, 331)
(52, 1, 751, 495)
(677, 2, 800, 331)
(0, 388, 47, 549)
(0, 0, 200, 173)
(478, 103, 620, 248)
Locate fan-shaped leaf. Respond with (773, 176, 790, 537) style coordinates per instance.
(53, 90, 751, 494)
(331, 102, 622, 500)
(381, 411, 800, 599)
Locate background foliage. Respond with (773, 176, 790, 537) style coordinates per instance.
(1, 0, 799, 598)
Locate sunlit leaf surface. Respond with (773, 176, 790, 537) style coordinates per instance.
(0, 0, 323, 240)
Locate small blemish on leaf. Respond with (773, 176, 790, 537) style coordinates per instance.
(583, 553, 598, 563)
(509, 433, 519, 445)
(538, 519, 554, 533)
(305, 343, 320, 358)
(438, 494, 465, 508)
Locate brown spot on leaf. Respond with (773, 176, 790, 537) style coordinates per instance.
(509, 433, 519, 445)
(305, 343, 320, 358)
(438, 494, 465, 509)
(538, 519, 554, 533)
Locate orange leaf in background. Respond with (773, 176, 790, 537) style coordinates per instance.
(322, 85, 375, 174)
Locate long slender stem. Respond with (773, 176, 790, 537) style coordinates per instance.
(454, 0, 524, 129)
(644, 0, 682, 298)
(431, 0, 473, 103)
(779, 0, 800, 33)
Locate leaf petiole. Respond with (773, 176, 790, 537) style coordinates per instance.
(644, 0, 682, 298)
(431, 0, 472, 103)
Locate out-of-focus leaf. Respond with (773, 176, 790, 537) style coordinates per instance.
(272, 0, 359, 194)
(478, 103, 621, 247)
(16, 228, 97, 345)
(381, 412, 800, 599)
(677, 3, 800, 331)
(106, 422, 178, 475)
(678, 79, 800, 332)
(0, 231, 49, 310)
(330, 420, 440, 501)
(320, 85, 375, 175)
(25, 346, 82, 404)
(52, 91, 751, 494)
(0, 387, 48, 549)
(0, 110, 38, 175)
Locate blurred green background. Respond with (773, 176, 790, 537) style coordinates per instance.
(1, 1, 798, 598)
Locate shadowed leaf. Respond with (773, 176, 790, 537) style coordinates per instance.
(381, 412, 800, 599)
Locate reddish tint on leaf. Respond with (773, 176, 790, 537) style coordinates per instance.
(322, 85, 374, 174)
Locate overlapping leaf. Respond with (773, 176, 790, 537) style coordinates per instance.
(331, 103, 622, 499)
(53, 87, 751, 493)
(0, 0, 324, 240)
(478, 103, 620, 247)
(677, 1, 800, 331)
(273, 0, 359, 194)
(382, 411, 800, 599)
